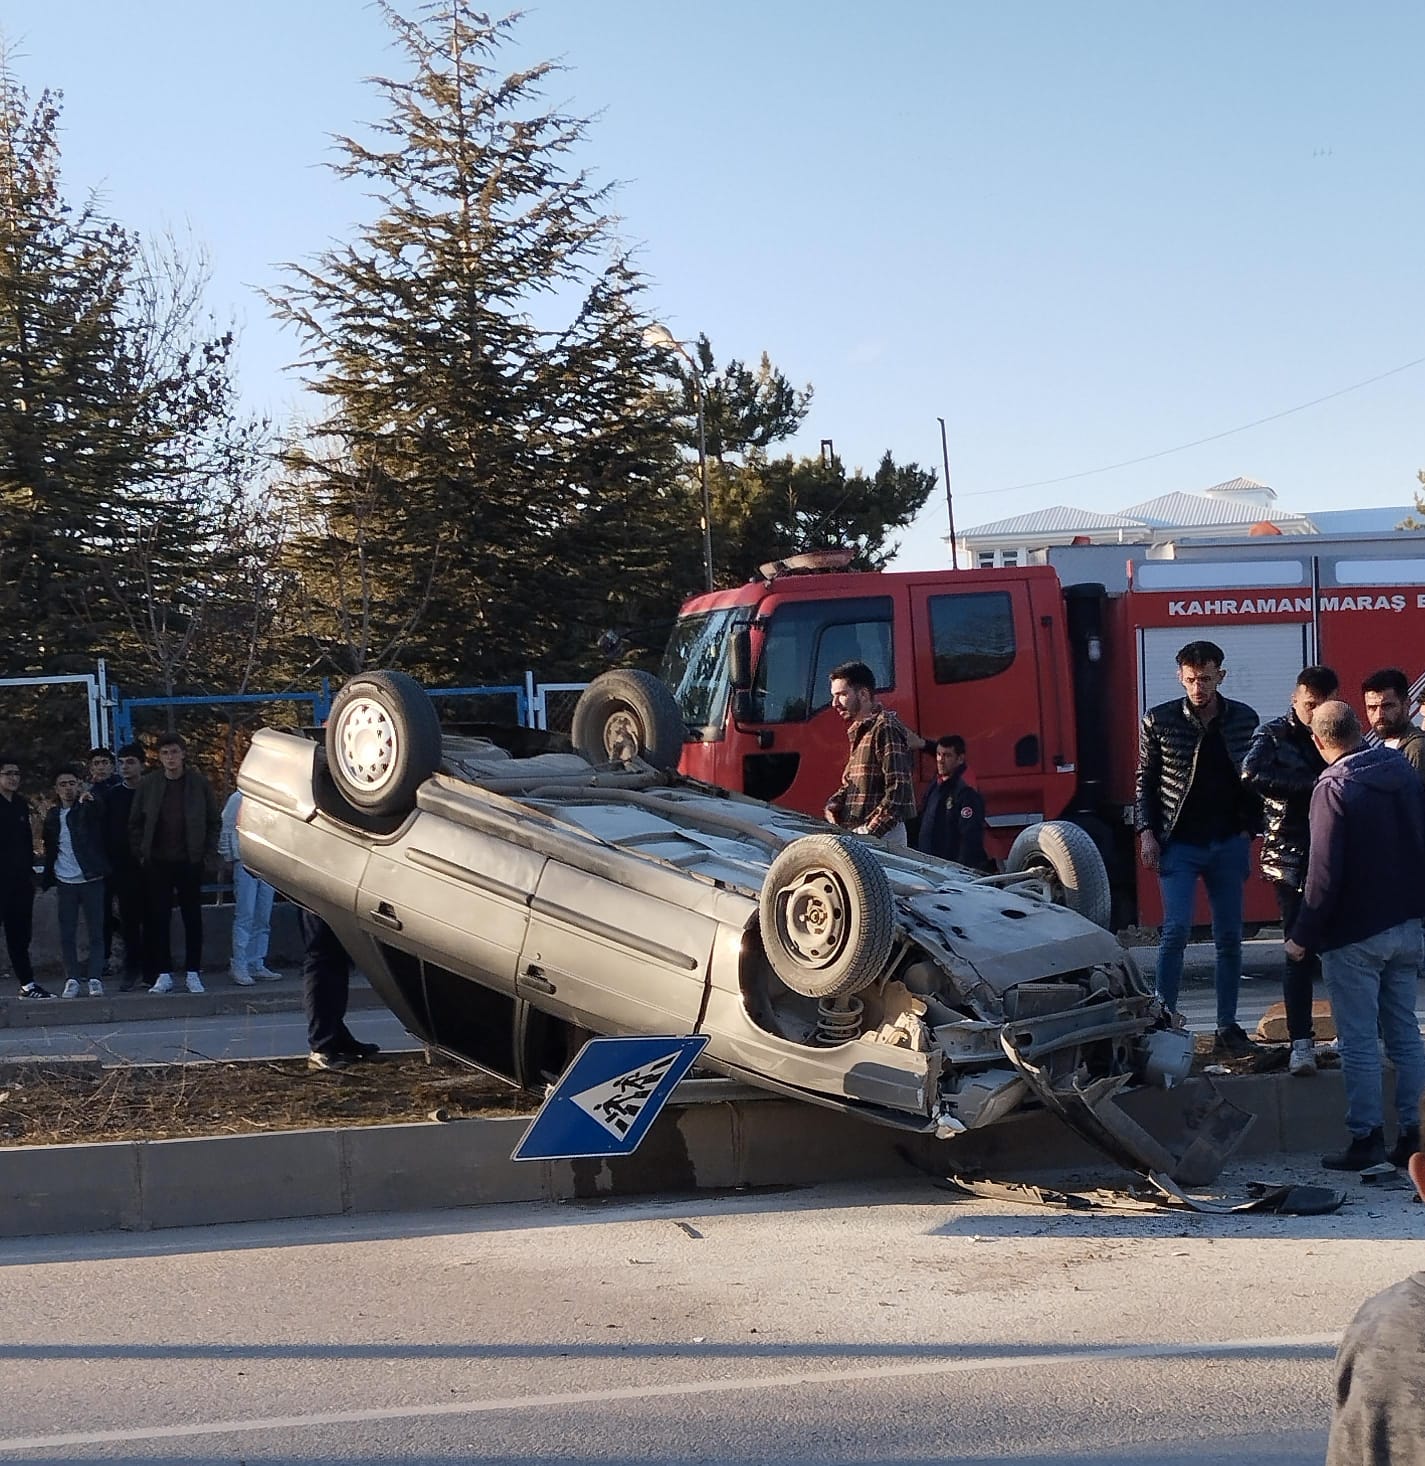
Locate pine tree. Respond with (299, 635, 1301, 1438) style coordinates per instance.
(0, 60, 263, 697)
(269, 3, 686, 685)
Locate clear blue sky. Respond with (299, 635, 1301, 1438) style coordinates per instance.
(4, 1, 1422, 568)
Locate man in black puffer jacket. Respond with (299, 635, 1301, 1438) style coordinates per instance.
(1135, 639, 1261, 1054)
(1243, 665, 1338, 1076)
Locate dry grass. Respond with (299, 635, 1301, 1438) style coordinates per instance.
(0, 1053, 537, 1148)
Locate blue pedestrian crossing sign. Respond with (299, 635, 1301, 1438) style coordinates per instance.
(511, 1034, 710, 1162)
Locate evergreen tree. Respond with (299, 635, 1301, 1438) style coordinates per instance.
(269, 3, 686, 685)
(653, 335, 935, 584)
(0, 61, 263, 696)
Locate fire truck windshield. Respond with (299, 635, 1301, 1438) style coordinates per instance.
(660, 607, 742, 734)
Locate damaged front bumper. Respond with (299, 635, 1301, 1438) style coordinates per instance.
(928, 996, 1254, 1185)
(998, 1039, 1256, 1187)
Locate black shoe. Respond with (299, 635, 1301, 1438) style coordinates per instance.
(118, 976, 137, 993)
(1214, 1023, 1257, 1058)
(1323, 1128, 1387, 1171)
(334, 1039, 381, 1061)
(17, 982, 54, 1000)
(308, 1049, 357, 1072)
(1389, 1127, 1420, 1168)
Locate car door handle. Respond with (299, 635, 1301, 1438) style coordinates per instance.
(520, 964, 556, 995)
(369, 903, 403, 932)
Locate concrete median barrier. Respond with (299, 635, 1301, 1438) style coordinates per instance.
(0, 1070, 1366, 1240)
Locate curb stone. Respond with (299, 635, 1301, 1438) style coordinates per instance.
(0, 1070, 1368, 1240)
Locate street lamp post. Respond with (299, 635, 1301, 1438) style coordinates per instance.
(645, 323, 714, 592)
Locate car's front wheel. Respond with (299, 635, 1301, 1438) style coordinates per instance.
(325, 670, 441, 817)
(1005, 820, 1112, 929)
(572, 669, 685, 771)
(758, 834, 897, 1000)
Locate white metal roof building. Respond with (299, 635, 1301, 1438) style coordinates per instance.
(953, 476, 1411, 568)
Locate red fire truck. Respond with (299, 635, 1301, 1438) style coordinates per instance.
(643, 537, 1425, 928)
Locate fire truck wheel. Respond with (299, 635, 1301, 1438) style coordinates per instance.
(326, 669, 441, 816)
(572, 670, 685, 771)
(758, 834, 896, 1000)
(1006, 820, 1113, 929)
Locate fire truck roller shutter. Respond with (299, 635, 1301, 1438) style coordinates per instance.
(1137, 624, 1311, 721)
(1006, 820, 1112, 929)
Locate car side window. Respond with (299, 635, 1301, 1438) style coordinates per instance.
(928, 591, 1016, 683)
(753, 597, 894, 723)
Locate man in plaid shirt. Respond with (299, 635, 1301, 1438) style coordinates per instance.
(823, 660, 917, 846)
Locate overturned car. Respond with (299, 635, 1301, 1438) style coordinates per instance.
(237, 670, 1251, 1183)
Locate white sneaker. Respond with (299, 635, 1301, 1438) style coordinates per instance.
(185, 970, 205, 994)
(1289, 1038, 1317, 1077)
(150, 972, 174, 994)
(251, 964, 282, 980)
(87, 978, 104, 997)
(230, 966, 255, 987)
(61, 978, 80, 999)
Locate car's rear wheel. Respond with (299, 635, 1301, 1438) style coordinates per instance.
(758, 834, 896, 1000)
(572, 669, 685, 771)
(1006, 820, 1112, 929)
(326, 670, 441, 816)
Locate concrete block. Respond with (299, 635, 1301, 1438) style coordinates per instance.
(1255, 999, 1336, 1043)
(544, 1100, 739, 1200)
(139, 1129, 345, 1229)
(732, 1099, 914, 1186)
(0, 1141, 140, 1237)
(344, 1117, 544, 1212)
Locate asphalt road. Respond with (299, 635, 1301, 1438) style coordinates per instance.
(4, 1165, 1413, 1463)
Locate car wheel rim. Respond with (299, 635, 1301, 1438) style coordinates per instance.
(335, 697, 399, 791)
(776, 870, 848, 968)
(603, 708, 642, 761)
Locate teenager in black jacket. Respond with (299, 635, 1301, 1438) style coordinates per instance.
(1242, 665, 1338, 1075)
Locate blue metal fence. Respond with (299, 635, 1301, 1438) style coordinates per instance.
(111, 676, 556, 745)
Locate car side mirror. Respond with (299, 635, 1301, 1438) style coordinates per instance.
(728, 629, 752, 691)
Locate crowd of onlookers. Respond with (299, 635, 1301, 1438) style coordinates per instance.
(0, 736, 279, 999)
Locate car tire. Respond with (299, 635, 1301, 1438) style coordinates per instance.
(572, 669, 685, 771)
(325, 670, 441, 816)
(758, 834, 897, 1000)
(1006, 820, 1112, 929)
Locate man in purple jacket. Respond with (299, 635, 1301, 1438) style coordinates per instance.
(1286, 700, 1425, 1171)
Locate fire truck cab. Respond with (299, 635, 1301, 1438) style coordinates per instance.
(654, 538, 1425, 929)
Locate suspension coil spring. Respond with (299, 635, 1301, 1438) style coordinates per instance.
(816, 994, 864, 1045)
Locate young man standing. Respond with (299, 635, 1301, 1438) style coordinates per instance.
(1361, 668, 1425, 786)
(42, 766, 110, 997)
(1287, 700, 1425, 1171)
(1134, 640, 1260, 1054)
(915, 735, 991, 870)
(102, 743, 148, 991)
(823, 660, 916, 846)
(0, 755, 48, 999)
(128, 733, 221, 995)
(1242, 664, 1338, 1076)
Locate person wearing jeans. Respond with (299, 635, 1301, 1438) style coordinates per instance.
(1134, 639, 1261, 1054)
(220, 789, 279, 984)
(42, 766, 111, 997)
(1154, 832, 1251, 1033)
(1288, 700, 1425, 1172)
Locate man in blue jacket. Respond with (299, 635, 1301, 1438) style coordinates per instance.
(1287, 700, 1425, 1171)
